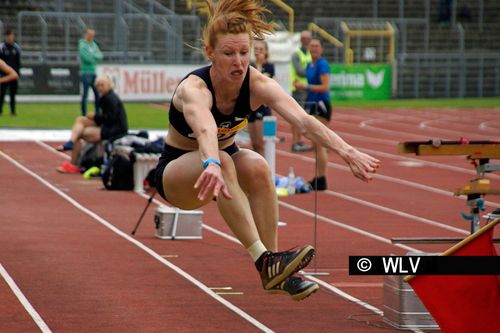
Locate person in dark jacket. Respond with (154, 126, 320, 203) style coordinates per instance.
(56, 75, 128, 173)
(0, 30, 21, 116)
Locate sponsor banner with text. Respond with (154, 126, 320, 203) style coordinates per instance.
(330, 64, 392, 101)
(98, 63, 291, 102)
(18, 64, 80, 95)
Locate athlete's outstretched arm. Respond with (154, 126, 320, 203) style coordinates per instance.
(251, 69, 380, 181)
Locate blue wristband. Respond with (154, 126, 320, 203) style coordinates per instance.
(203, 158, 222, 169)
(307, 84, 312, 92)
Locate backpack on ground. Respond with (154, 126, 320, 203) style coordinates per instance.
(101, 153, 134, 191)
(77, 143, 103, 172)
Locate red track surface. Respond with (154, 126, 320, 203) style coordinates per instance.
(1, 107, 499, 332)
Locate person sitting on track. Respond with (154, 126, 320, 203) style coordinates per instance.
(56, 75, 128, 173)
(154, 0, 380, 301)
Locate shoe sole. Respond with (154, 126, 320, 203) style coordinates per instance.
(265, 245, 315, 290)
(266, 282, 319, 301)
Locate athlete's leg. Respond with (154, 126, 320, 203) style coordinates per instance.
(161, 148, 315, 291)
(231, 149, 278, 251)
(248, 120, 265, 156)
(161, 150, 260, 248)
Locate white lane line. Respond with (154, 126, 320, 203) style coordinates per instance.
(302, 275, 423, 333)
(277, 128, 500, 180)
(479, 121, 500, 132)
(0, 150, 273, 333)
(137, 187, 403, 320)
(36, 141, 407, 321)
(32, 140, 438, 328)
(36, 140, 245, 245)
(324, 190, 468, 235)
(418, 120, 496, 139)
(305, 274, 383, 315)
(278, 201, 421, 253)
(359, 147, 500, 179)
(273, 169, 467, 236)
(35, 141, 71, 159)
(356, 119, 433, 140)
(0, 263, 52, 333)
(277, 149, 500, 208)
(332, 132, 500, 180)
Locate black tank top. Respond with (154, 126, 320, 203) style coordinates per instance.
(169, 65, 253, 141)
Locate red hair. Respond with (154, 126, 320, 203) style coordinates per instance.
(203, 0, 274, 49)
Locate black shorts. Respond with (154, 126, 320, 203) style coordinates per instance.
(155, 142, 240, 200)
(248, 105, 271, 123)
(305, 100, 332, 122)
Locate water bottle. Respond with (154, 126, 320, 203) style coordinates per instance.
(287, 167, 296, 195)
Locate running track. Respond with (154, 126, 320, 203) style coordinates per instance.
(1, 107, 499, 332)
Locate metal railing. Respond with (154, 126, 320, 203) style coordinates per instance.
(397, 53, 500, 98)
(18, 0, 201, 64)
(269, 0, 294, 33)
(16, 10, 186, 64)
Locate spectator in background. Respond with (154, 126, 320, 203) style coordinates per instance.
(294, 39, 332, 191)
(56, 75, 128, 173)
(79, 28, 103, 116)
(0, 30, 21, 116)
(249, 40, 275, 156)
(290, 30, 313, 152)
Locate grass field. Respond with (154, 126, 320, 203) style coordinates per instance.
(0, 97, 498, 129)
(0, 103, 168, 129)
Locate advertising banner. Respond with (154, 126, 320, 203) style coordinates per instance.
(97, 63, 291, 101)
(18, 64, 80, 95)
(330, 64, 392, 100)
(97, 64, 189, 102)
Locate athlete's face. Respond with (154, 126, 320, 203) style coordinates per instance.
(209, 33, 251, 82)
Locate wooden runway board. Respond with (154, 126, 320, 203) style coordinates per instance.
(399, 140, 500, 159)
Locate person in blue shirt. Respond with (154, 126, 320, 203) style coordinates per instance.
(294, 39, 332, 190)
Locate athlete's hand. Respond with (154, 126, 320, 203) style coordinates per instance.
(343, 148, 380, 182)
(194, 164, 232, 201)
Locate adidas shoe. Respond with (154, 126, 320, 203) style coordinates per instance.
(259, 245, 315, 290)
(267, 275, 319, 301)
